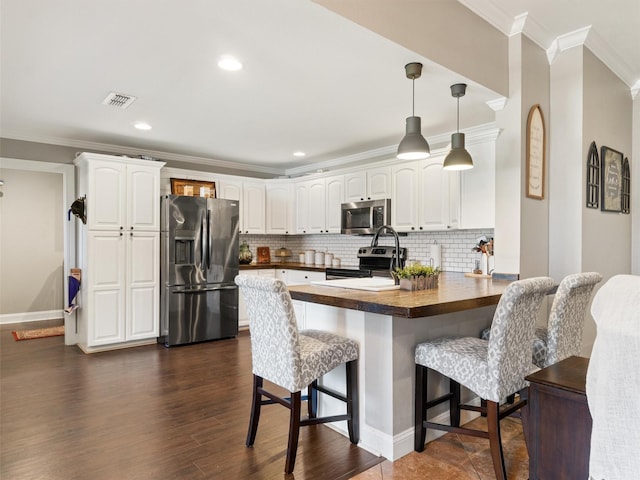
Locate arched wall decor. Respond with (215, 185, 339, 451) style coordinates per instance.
(586, 141, 600, 209)
(622, 157, 631, 214)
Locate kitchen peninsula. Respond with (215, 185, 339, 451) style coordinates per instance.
(287, 272, 511, 461)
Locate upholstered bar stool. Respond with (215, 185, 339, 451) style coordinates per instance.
(234, 274, 359, 474)
(415, 276, 554, 480)
(481, 272, 601, 368)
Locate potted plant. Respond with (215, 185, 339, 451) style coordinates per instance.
(394, 264, 441, 291)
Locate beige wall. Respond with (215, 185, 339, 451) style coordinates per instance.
(313, 0, 508, 96)
(0, 168, 63, 316)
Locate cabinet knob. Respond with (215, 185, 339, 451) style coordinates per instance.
(130, 226, 134, 230)
(360, 197, 364, 201)
(419, 226, 423, 230)
(367, 197, 371, 200)
(119, 233, 123, 236)
(411, 226, 415, 230)
(130, 232, 133, 237)
(120, 226, 123, 230)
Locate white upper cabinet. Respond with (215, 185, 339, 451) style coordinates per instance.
(294, 175, 344, 234)
(77, 155, 161, 232)
(241, 181, 266, 234)
(391, 156, 459, 232)
(324, 174, 344, 233)
(266, 181, 294, 234)
(344, 166, 391, 202)
(459, 141, 495, 229)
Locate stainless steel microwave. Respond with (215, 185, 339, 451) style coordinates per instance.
(341, 199, 391, 235)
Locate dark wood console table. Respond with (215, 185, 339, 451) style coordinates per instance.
(526, 356, 592, 479)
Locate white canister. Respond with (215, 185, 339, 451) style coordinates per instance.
(315, 251, 325, 266)
(332, 258, 341, 268)
(298, 253, 305, 263)
(304, 250, 315, 265)
(324, 253, 333, 266)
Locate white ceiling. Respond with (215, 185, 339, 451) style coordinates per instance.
(1, 0, 638, 176)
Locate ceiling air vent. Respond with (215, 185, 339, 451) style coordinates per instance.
(101, 92, 137, 109)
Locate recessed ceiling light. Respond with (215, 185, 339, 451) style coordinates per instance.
(134, 122, 152, 131)
(218, 56, 243, 71)
(293, 151, 306, 157)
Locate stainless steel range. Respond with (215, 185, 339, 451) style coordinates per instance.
(326, 226, 407, 280)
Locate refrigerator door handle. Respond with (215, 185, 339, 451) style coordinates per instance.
(174, 285, 237, 294)
(207, 209, 212, 271)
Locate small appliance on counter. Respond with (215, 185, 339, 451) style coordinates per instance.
(274, 247, 292, 261)
(256, 246, 271, 264)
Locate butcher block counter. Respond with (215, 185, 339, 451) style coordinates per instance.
(288, 272, 513, 462)
(288, 272, 510, 318)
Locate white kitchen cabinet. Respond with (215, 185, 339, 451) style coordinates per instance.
(242, 181, 266, 234)
(218, 178, 266, 234)
(344, 167, 391, 202)
(238, 269, 276, 327)
(294, 176, 343, 234)
(391, 156, 459, 232)
(266, 181, 294, 234)
(74, 153, 164, 352)
(78, 155, 161, 232)
(459, 141, 495, 229)
(274, 269, 324, 330)
(324, 174, 344, 233)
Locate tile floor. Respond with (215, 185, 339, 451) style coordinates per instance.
(350, 416, 529, 480)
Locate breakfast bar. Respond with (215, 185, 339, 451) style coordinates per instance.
(287, 272, 511, 461)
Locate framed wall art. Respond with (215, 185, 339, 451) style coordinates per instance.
(600, 146, 623, 212)
(526, 104, 546, 199)
(170, 178, 216, 198)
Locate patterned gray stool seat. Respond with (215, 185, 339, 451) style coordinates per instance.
(481, 272, 601, 368)
(415, 276, 555, 480)
(235, 274, 359, 474)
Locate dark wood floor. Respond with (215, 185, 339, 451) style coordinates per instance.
(1, 320, 383, 480)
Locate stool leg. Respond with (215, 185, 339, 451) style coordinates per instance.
(246, 375, 263, 447)
(414, 364, 428, 452)
(450, 379, 461, 427)
(346, 359, 359, 444)
(285, 391, 302, 474)
(308, 380, 318, 419)
(486, 400, 507, 480)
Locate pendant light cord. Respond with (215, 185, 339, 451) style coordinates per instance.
(412, 78, 415, 116)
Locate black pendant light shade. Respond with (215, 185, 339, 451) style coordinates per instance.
(443, 83, 473, 170)
(397, 63, 430, 160)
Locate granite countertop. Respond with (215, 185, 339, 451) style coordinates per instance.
(239, 262, 327, 272)
(287, 272, 511, 319)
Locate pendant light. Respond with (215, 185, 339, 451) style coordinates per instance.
(397, 62, 430, 160)
(443, 83, 473, 170)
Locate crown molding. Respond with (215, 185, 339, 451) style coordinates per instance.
(0, 131, 286, 176)
(486, 97, 507, 112)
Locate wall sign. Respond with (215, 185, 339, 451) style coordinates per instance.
(526, 104, 546, 199)
(601, 146, 624, 212)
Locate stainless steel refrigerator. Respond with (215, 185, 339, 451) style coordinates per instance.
(159, 195, 239, 346)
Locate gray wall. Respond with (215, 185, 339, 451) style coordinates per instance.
(0, 167, 63, 316)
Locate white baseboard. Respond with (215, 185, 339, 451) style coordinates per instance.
(0, 310, 63, 325)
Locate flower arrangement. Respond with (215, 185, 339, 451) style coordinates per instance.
(393, 264, 441, 291)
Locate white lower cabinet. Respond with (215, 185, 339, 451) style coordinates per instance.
(238, 269, 275, 327)
(240, 268, 324, 329)
(81, 231, 159, 349)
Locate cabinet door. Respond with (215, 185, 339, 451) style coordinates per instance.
(126, 232, 159, 341)
(127, 164, 161, 231)
(419, 157, 459, 230)
(306, 179, 326, 233)
(242, 182, 266, 234)
(87, 160, 126, 230)
(344, 171, 367, 202)
(367, 166, 391, 200)
(266, 182, 294, 234)
(325, 175, 344, 233)
(87, 231, 126, 345)
(391, 162, 420, 232)
(218, 179, 244, 232)
(294, 181, 309, 234)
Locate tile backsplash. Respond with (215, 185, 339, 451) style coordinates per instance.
(240, 229, 494, 273)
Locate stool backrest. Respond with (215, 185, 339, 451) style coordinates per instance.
(487, 276, 555, 400)
(545, 272, 602, 367)
(235, 274, 301, 389)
